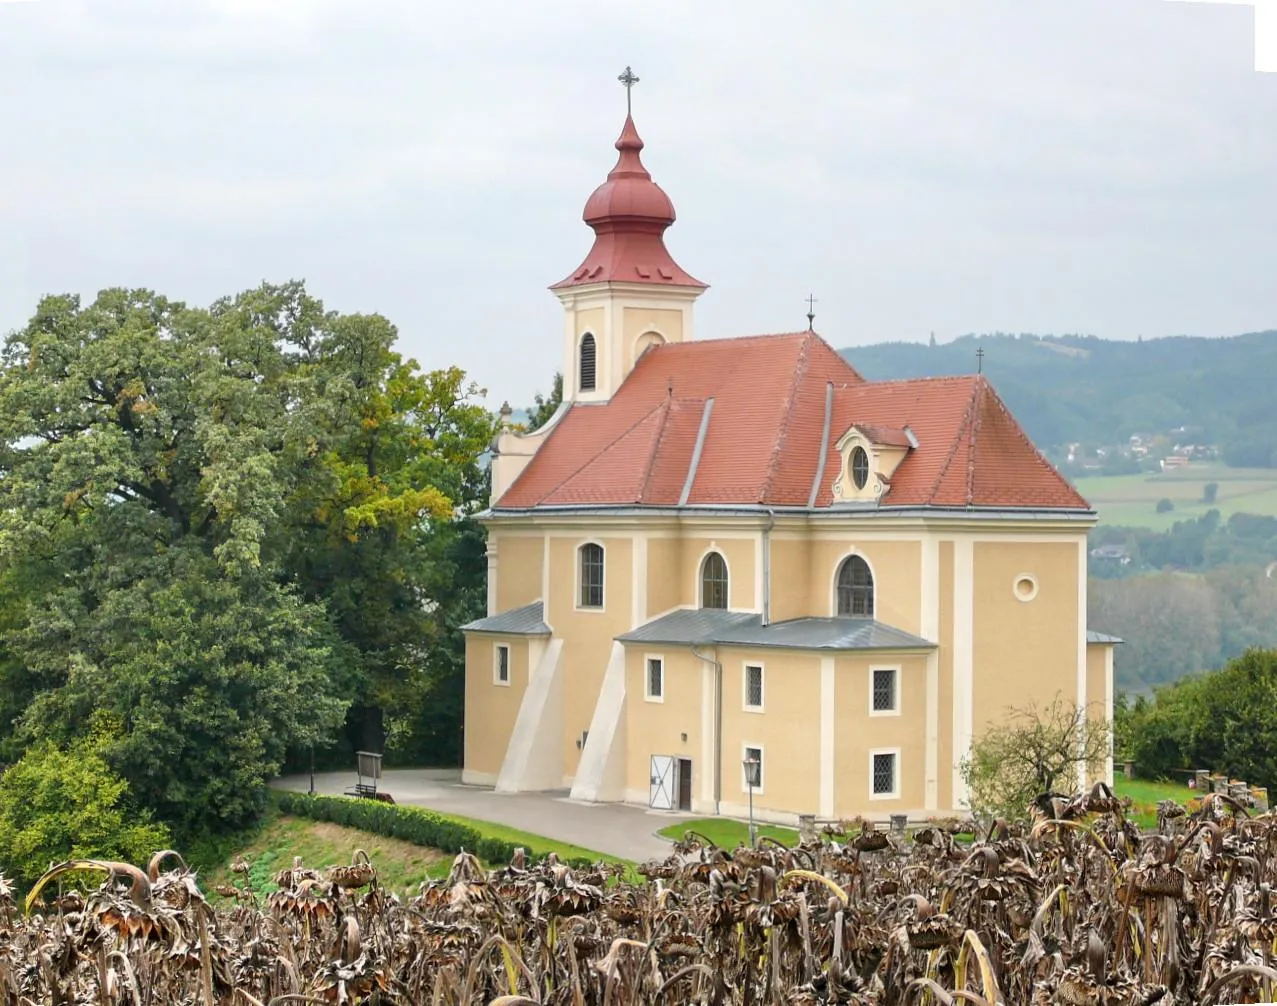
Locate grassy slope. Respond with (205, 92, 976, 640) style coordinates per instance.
(1074, 464, 1277, 530)
(203, 813, 452, 897)
(203, 804, 635, 899)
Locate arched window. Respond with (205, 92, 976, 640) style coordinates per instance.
(836, 555, 874, 617)
(700, 551, 729, 609)
(578, 542, 604, 608)
(579, 333, 597, 392)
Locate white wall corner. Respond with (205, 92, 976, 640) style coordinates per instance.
(495, 638, 565, 793)
(921, 538, 940, 810)
(951, 537, 974, 810)
(570, 641, 629, 803)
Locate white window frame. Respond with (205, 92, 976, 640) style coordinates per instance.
(868, 665, 900, 716)
(644, 654, 665, 703)
(743, 661, 765, 713)
(575, 540, 606, 612)
(493, 643, 511, 686)
(869, 747, 901, 800)
(742, 744, 765, 795)
(830, 549, 877, 618)
(697, 547, 731, 610)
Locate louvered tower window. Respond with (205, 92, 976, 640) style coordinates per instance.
(579, 333, 597, 391)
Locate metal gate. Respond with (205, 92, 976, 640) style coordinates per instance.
(649, 755, 675, 810)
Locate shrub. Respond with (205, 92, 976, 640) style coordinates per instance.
(0, 740, 170, 887)
(1156, 498, 1175, 513)
(273, 791, 594, 870)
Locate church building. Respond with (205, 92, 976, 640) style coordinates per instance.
(462, 82, 1117, 824)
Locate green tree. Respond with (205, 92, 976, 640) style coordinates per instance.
(0, 282, 496, 835)
(1126, 649, 1277, 787)
(525, 372, 563, 432)
(959, 696, 1111, 822)
(1203, 481, 1219, 504)
(1156, 498, 1175, 514)
(0, 735, 169, 887)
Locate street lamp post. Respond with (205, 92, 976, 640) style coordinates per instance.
(308, 743, 315, 796)
(743, 756, 760, 847)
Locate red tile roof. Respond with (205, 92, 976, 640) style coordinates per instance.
(495, 331, 1090, 512)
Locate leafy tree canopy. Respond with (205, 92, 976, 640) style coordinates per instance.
(0, 283, 497, 838)
(0, 728, 170, 887)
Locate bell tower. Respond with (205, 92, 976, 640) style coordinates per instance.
(550, 67, 708, 403)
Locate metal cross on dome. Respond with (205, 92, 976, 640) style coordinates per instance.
(618, 65, 639, 114)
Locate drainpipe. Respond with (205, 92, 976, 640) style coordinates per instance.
(692, 645, 723, 815)
(762, 508, 776, 627)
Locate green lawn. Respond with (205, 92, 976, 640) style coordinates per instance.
(1074, 465, 1277, 530)
(428, 810, 634, 872)
(658, 817, 799, 848)
(1114, 776, 1195, 830)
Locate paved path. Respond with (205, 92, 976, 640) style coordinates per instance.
(272, 769, 686, 863)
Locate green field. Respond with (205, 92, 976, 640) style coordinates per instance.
(1074, 464, 1277, 530)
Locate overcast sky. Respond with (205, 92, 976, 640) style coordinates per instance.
(1, 0, 1273, 408)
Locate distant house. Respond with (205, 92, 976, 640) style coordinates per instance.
(1160, 456, 1190, 471)
(1090, 545, 1131, 566)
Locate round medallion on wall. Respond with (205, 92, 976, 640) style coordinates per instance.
(1013, 574, 1039, 602)
(851, 446, 870, 490)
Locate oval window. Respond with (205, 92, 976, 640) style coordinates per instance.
(851, 446, 870, 490)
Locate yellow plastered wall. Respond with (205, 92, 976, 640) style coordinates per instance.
(463, 635, 530, 777)
(937, 540, 955, 810)
(547, 536, 634, 778)
(623, 648, 703, 798)
(493, 533, 543, 612)
(1085, 644, 1108, 723)
(720, 649, 821, 815)
(1085, 642, 1114, 784)
(769, 536, 812, 622)
(971, 541, 1079, 735)
(646, 536, 683, 617)
(833, 653, 929, 814)
(807, 539, 923, 634)
(681, 537, 756, 611)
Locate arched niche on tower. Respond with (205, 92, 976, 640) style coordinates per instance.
(633, 330, 666, 362)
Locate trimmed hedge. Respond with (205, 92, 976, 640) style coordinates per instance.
(273, 791, 596, 871)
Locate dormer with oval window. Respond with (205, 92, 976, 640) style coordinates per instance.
(832, 424, 917, 503)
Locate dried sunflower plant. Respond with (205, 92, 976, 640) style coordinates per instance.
(4, 784, 1277, 1004)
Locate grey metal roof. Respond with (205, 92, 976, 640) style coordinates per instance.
(618, 609, 935, 652)
(462, 601, 551, 636)
(1086, 629, 1124, 645)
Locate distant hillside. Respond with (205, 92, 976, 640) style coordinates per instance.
(839, 330, 1277, 466)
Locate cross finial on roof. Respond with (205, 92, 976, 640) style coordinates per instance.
(976, 347, 985, 374)
(618, 65, 639, 115)
(805, 293, 817, 331)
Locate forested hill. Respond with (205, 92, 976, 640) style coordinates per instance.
(839, 330, 1277, 463)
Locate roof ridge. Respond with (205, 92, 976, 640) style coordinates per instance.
(840, 373, 982, 390)
(526, 400, 670, 506)
(926, 379, 982, 505)
(965, 377, 986, 505)
(636, 398, 676, 504)
(650, 331, 815, 352)
(760, 331, 814, 502)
